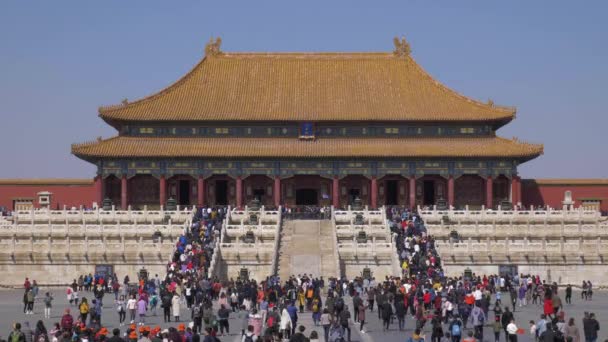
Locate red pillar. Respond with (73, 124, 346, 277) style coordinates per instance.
(370, 177, 378, 209)
(486, 176, 493, 209)
(511, 176, 521, 205)
(120, 175, 128, 210)
(197, 176, 205, 207)
(159, 175, 167, 207)
(94, 176, 104, 206)
(447, 176, 455, 208)
(236, 176, 243, 209)
(409, 176, 416, 210)
(332, 176, 340, 208)
(273, 176, 281, 207)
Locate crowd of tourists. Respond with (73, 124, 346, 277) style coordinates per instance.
(4, 206, 604, 342)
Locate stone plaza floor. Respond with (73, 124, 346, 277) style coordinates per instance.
(0, 288, 605, 342)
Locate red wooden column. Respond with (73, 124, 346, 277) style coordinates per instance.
(94, 175, 104, 206)
(236, 176, 243, 209)
(332, 176, 340, 208)
(447, 176, 455, 208)
(159, 175, 167, 207)
(120, 175, 128, 210)
(486, 176, 493, 209)
(197, 176, 205, 207)
(273, 176, 281, 207)
(409, 176, 416, 210)
(370, 176, 378, 209)
(511, 176, 521, 205)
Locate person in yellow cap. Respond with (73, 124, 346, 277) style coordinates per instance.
(128, 331, 138, 342)
(138, 327, 151, 342)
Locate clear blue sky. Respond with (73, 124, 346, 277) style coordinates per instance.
(0, 1, 606, 179)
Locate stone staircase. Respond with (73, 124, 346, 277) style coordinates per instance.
(277, 220, 339, 281)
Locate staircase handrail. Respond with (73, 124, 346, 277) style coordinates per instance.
(270, 206, 283, 276)
(330, 206, 342, 279)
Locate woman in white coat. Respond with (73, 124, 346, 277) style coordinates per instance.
(280, 307, 293, 339)
(171, 293, 181, 321)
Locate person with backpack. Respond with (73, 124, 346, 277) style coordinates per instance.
(241, 325, 256, 342)
(449, 316, 463, 342)
(33, 321, 48, 342)
(406, 328, 425, 342)
(60, 308, 73, 333)
(161, 293, 172, 323)
(192, 302, 204, 334)
(311, 297, 322, 326)
(469, 305, 485, 341)
(338, 305, 351, 342)
(8, 323, 26, 342)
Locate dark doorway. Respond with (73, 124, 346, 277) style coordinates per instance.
(423, 180, 435, 205)
(253, 189, 265, 201)
(179, 180, 190, 205)
(385, 180, 399, 205)
(348, 189, 361, 205)
(215, 180, 228, 205)
(296, 189, 318, 205)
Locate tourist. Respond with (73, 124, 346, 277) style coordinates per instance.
(565, 284, 573, 304)
(60, 309, 73, 333)
(25, 289, 35, 315)
(581, 281, 588, 300)
(108, 328, 125, 342)
(280, 307, 293, 339)
(8, 323, 26, 342)
(116, 295, 126, 326)
(21, 322, 33, 342)
(564, 318, 581, 342)
(492, 317, 503, 342)
(290, 325, 308, 342)
(43, 292, 54, 319)
(469, 304, 485, 340)
(308, 330, 319, 342)
(172, 292, 181, 322)
(356, 300, 366, 333)
(448, 316, 462, 342)
(191, 301, 204, 334)
(78, 298, 89, 324)
(506, 318, 518, 342)
(406, 328, 425, 342)
(217, 304, 230, 335)
(462, 330, 475, 342)
(34, 320, 48, 342)
(126, 295, 137, 324)
(161, 292, 172, 323)
(319, 308, 331, 342)
(528, 320, 537, 342)
(500, 307, 514, 341)
(582, 313, 600, 342)
(328, 321, 344, 342)
(338, 305, 351, 342)
(137, 296, 147, 325)
(241, 325, 256, 342)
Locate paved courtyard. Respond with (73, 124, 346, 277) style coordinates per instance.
(0, 288, 605, 342)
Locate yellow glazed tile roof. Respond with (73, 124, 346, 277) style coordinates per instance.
(99, 43, 515, 123)
(72, 136, 542, 160)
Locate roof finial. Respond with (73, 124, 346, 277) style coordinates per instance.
(205, 37, 222, 57)
(121, 98, 129, 105)
(487, 99, 494, 107)
(393, 36, 411, 57)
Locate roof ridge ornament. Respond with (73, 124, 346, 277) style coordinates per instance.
(393, 36, 411, 57)
(121, 98, 129, 106)
(487, 99, 494, 107)
(205, 37, 222, 57)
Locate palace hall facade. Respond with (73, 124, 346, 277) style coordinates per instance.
(72, 38, 543, 210)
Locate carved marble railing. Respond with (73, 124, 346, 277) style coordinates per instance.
(12, 206, 196, 225)
(229, 207, 281, 224)
(335, 224, 390, 239)
(208, 207, 230, 278)
(330, 207, 342, 278)
(435, 237, 608, 257)
(336, 241, 394, 259)
(426, 221, 608, 238)
(270, 206, 282, 276)
(333, 208, 385, 224)
(419, 206, 602, 223)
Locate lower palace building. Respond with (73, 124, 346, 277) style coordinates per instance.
(71, 37, 544, 210)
